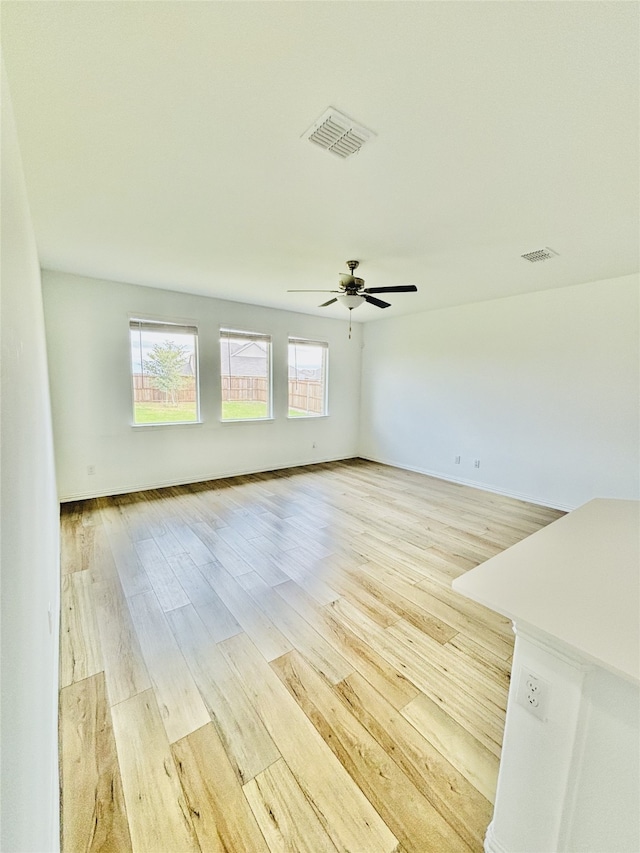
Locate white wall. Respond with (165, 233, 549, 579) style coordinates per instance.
(1, 64, 60, 852)
(42, 271, 362, 500)
(359, 275, 640, 509)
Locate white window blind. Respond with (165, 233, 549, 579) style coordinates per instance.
(130, 318, 198, 336)
(288, 337, 329, 350)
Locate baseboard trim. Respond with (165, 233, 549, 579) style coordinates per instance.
(357, 454, 574, 512)
(60, 454, 576, 510)
(484, 821, 509, 853)
(58, 454, 357, 502)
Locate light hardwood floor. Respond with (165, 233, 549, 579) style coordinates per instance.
(59, 459, 563, 852)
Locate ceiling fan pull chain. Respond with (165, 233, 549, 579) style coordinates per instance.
(349, 310, 353, 339)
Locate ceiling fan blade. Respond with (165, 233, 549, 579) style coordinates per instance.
(287, 289, 340, 293)
(319, 298, 338, 307)
(364, 285, 418, 294)
(364, 294, 391, 308)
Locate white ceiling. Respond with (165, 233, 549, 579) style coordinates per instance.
(2, 1, 638, 321)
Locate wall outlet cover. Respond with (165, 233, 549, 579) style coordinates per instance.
(516, 667, 550, 722)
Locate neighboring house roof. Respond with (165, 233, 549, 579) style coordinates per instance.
(232, 341, 266, 359)
(181, 353, 196, 376)
(221, 340, 268, 377)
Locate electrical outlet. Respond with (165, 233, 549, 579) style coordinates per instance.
(87, 465, 96, 475)
(454, 455, 461, 464)
(474, 459, 481, 469)
(516, 667, 550, 721)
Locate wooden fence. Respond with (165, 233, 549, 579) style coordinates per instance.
(133, 374, 323, 413)
(221, 376, 268, 403)
(132, 374, 196, 403)
(288, 379, 324, 414)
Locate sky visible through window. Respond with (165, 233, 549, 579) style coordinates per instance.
(130, 329, 195, 372)
(288, 342, 324, 373)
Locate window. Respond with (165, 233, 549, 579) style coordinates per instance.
(220, 329, 272, 420)
(130, 319, 199, 425)
(288, 338, 328, 417)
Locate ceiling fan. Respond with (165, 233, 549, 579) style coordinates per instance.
(288, 260, 418, 311)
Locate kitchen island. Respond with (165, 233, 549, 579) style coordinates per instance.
(453, 499, 640, 852)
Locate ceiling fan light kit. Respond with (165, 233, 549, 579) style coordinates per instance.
(338, 294, 366, 309)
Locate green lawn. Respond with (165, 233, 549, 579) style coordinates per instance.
(134, 402, 198, 424)
(134, 401, 319, 422)
(222, 401, 269, 419)
(222, 402, 319, 418)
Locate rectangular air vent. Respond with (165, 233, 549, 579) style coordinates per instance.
(521, 247, 560, 262)
(303, 107, 375, 159)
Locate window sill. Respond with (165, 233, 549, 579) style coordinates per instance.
(220, 417, 275, 425)
(287, 414, 329, 420)
(131, 420, 204, 430)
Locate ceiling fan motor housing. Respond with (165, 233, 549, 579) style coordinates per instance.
(339, 273, 365, 292)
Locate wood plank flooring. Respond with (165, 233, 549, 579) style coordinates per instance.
(59, 459, 563, 852)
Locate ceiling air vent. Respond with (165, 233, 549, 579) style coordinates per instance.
(521, 247, 559, 263)
(302, 107, 375, 159)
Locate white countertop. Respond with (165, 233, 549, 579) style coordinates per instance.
(453, 499, 640, 683)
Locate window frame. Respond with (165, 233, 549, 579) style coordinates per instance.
(129, 317, 201, 427)
(219, 328, 273, 422)
(287, 337, 329, 418)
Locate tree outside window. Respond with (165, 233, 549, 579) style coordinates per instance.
(130, 319, 199, 424)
